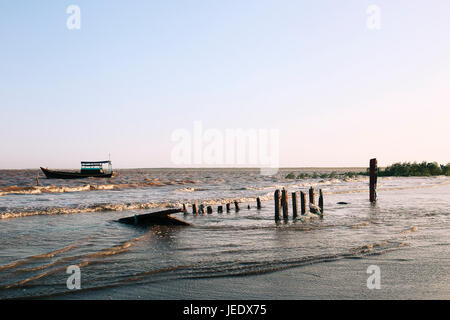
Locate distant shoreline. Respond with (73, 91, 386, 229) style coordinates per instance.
(2, 162, 449, 178)
(1, 167, 369, 172)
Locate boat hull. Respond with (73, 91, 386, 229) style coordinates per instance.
(40, 167, 113, 179)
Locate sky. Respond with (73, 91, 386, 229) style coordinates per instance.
(1, 0, 450, 169)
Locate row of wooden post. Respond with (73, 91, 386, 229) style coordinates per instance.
(274, 187, 323, 221)
(182, 186, 323, 221)
(183, 197, 263, 215)
(181, 158, 376, 220)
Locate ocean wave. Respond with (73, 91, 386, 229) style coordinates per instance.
(0, 179, 196, 197)
(0, 234, 151, 289)
(400, 226, 419, 235)
(0, 244, 79, 272)
(2, 176, 449, 219)
(0, 202, 168, 219)
(176, 187, 209, 192)
(0, 192, 276, 219)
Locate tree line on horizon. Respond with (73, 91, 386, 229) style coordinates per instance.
(377, 161, 450, 177)
(284, 161, 450, 179)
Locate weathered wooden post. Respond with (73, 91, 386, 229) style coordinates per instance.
(218, 205, 223, 213)
(207, 206, 213, 214)
(300, 191, 307, 215)
(226, 203, 231, 213)
(281, 188, 289, 220)
(292, 192, 298, 219)
(370, 158, 377, 202)
(256, 197, 262, 209)
(319, 189, 324, 214)
(274, 189, 281, 221)
(234, 200, 240, 211)
(182, 203, 187, 214)
(309, 187, 315, 205)
(192, 204, 198, 215)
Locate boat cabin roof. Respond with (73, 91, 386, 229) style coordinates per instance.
(81, 161, 112, 167)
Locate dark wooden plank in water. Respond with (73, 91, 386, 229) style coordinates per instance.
(117, 208, 190, 226)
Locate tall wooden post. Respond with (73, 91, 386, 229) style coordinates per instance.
(300, 191, 307, 215)
(292, 192, 298, 219)
(370, 158, 377, 202)
(319, 189, 324, 214)
(281, 188, 289, 220)
(274, 189, 280, 221)
(256, 197, 262, 209)
(309, 187, 315, 205)
(192, 204, 198, 215)
(226, 203, 231, 213)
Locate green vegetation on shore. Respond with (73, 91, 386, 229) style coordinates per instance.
(379, 162, 450, 177)
(284, 161, 450, 179)
(285, 171, 364, 180)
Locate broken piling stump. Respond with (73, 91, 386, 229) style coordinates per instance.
(309, 189, 323, 216)
(118, 209, 190, 226)
(292, 192, 298, 219)
(300, 191, 307, 215)
(319, 189, 324, 213)
(207, 206, 213, 214)
(370, 158, 377, 202)
(256, 197, 262, 209)
(274, 189, 280, 221)
(281, 188, 289, 220)
(309, 187, 315, 205)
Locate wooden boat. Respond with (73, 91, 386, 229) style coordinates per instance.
(40, 161, 114, 179)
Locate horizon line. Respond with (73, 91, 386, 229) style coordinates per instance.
(1, 166, 371, 170)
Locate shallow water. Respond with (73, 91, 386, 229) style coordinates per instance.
(0, 169, 449, 299)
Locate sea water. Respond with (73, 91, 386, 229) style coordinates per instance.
(0, 168, 449, 299)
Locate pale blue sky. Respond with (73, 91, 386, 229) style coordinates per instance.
(1, 0, 449, 168)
